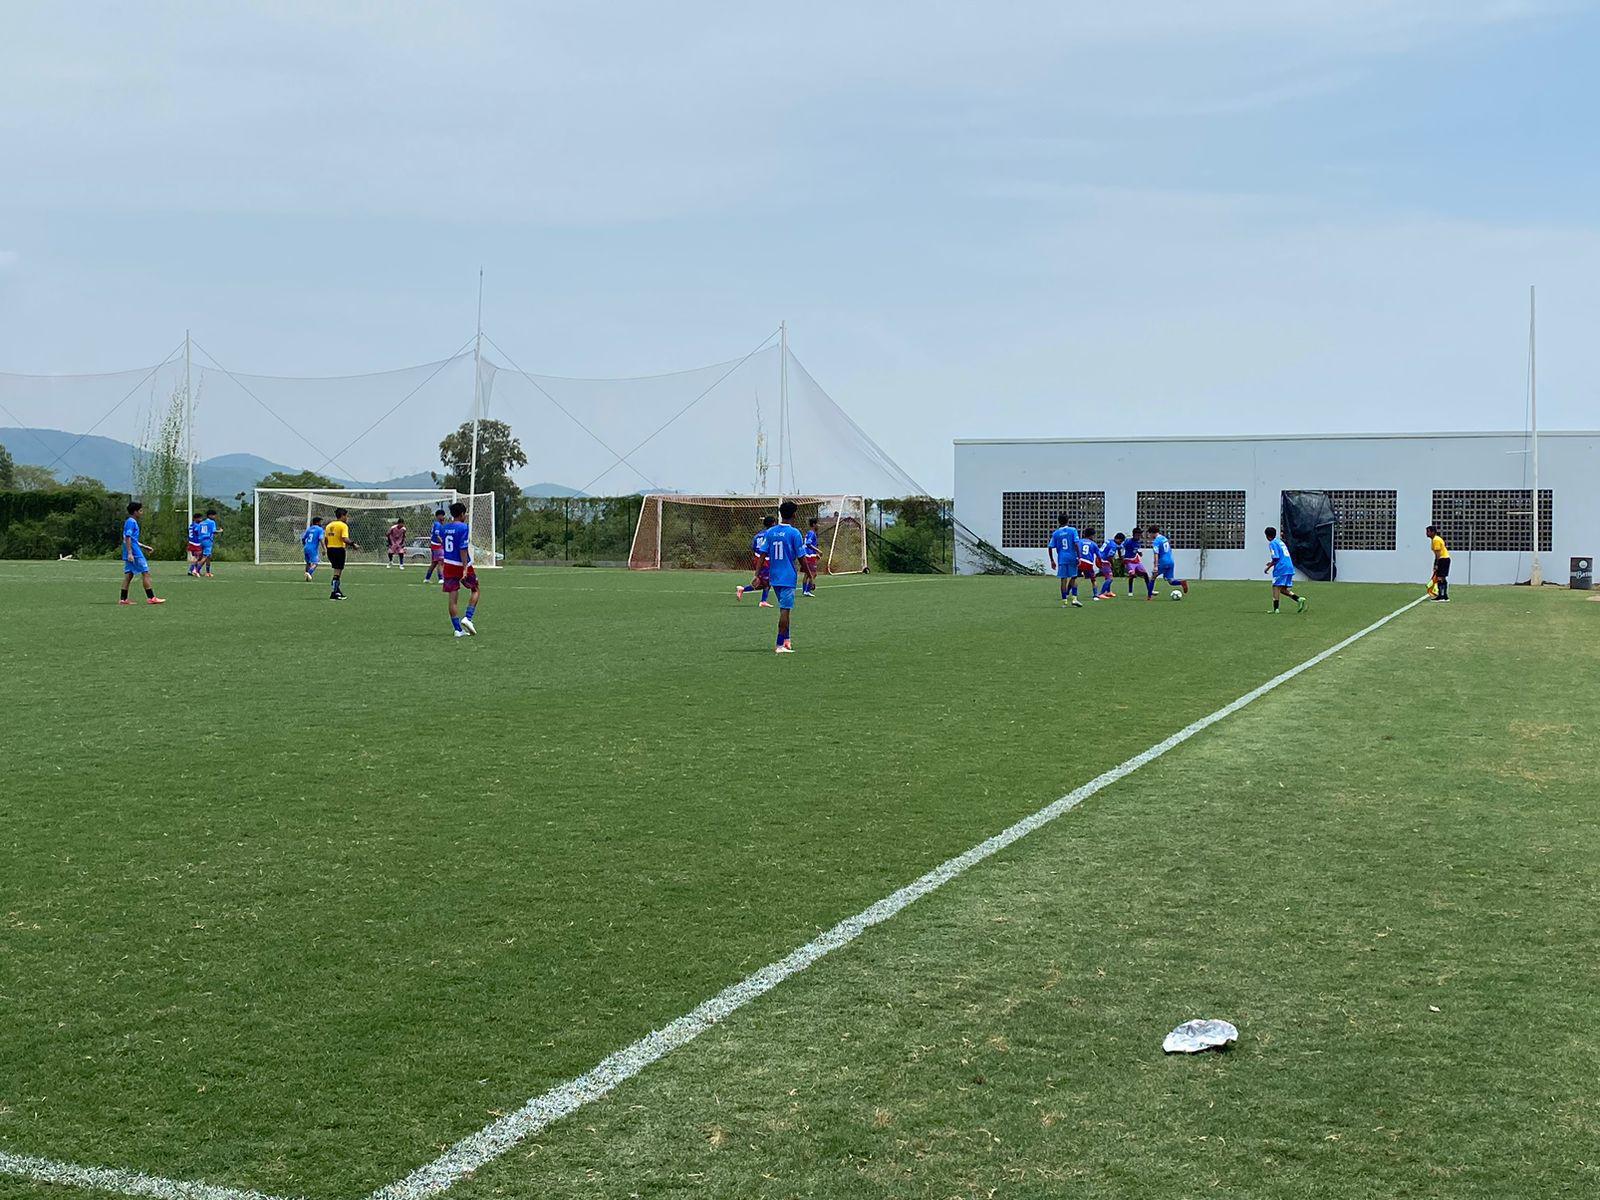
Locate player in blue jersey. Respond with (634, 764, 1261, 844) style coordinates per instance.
(185, 512, 205, 577)
(1121, 527, 1155, 598)
(1046, 512, 1081, 607)
(301, 517, 326, 581)
(1077, 526, 1103, 600)
(800, 517, 821, 597)
(1095, 532, 1118, 599)
(440, 500, 481, 636)
(118, 501, 165, 606)
(1263, 526, 1306, 613)
(1147, 524, 1188, 595)
(423, 508, 446, 584)
(765, 500, 806, 653)
(196, 509, 221, 576)
(736, 515, 777, 605)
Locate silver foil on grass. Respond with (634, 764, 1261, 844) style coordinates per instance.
(1163, 1019, 1238, 1054)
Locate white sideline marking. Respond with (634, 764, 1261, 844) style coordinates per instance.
(371, 595, 1428, 1200)
(0, 1151, 295, 1200)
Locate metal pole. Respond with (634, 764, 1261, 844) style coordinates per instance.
(778, 321, 788, 495)
(184, 330, 193, 523)
(469, 269, 484, 516)
(1528, 285, 1542, 587)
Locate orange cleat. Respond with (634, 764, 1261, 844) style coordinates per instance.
(147, 596, 166, 605)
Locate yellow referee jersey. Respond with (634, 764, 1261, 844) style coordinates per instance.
(325, 520, 352, 549)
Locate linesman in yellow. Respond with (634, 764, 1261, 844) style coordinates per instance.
(1425, 524, 1450, 602)
(324, 507, 361, 601)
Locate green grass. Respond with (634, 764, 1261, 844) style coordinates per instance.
(1, 563, 1594, 1199)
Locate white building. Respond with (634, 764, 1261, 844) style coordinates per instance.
(954, 431, 1599, 585)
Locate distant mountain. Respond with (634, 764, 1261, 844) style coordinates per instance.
(523, 481, 586, 498)
(0, 427, 443, 497)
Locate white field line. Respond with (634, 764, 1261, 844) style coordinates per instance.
(371, 594, 1429, 1200)
(0, 1151, 296, 1200)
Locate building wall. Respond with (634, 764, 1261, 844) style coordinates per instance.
(954, 432, 1600, 584)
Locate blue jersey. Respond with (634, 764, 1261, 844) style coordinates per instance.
(187, 521, 202, 546)
(763, 523, 805, 587)
(199, 517, 218, 544)
(1048, 525, 1079, 561)
(440, 520, 471, 566)
(1268, 536, 1294, 577)
(1099, 539, 1116, 564)
(302, 525, 326, 557)
(1122, 536, 1143, 559)
(752, 531, 770, 558)
(1152, 534, 1174, 565)
(122, 516, 141, 559)
(430, 520, 444, 548)
(803, 529, 819, 557)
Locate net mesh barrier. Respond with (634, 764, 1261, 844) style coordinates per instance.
(629, 495, 866, 572)
(2, 335, 1030, 573)
(255, 489, 495, 567)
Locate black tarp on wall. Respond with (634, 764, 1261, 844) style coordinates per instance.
(1281, 490, 1337, 581)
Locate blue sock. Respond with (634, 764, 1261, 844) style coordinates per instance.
(451, 616, 462, 631)
(1068, 582, 1077, 597)
(761, 587, 770, 602)
(465, 604, 475, 619)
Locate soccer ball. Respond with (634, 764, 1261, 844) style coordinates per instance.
(1170, 589, 1184, 601)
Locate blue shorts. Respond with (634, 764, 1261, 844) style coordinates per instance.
(1273, 574, 1295, 589)
(199, 542, 214, 556)
(773, 585, 796, 610)
(1056, 565, 1074, 580)
(305, 554, 320, 567)
(1157, 561, 1179, 582)
(124, 557, 148, 575)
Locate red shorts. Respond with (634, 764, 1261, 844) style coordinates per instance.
(430, 546, 443, 562)
(441, 563, 479, 593)
(187, 542, 201, 555)
(1078, 559, 1097, 576)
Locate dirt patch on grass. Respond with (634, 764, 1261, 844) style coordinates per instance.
(1508, 720, 1576, 740)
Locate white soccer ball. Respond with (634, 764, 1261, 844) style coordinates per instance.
(1170, 589, 1184, 601)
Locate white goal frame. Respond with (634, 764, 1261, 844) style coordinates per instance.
(628, 493, 868, 574)
(253, 488, 498, 567)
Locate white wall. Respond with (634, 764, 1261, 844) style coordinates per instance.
(954, 432, 1600, 584)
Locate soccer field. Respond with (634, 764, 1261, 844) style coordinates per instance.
(2, 563, 1595, 1200)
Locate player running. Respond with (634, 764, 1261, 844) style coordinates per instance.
(325, 508, 359, 600)
(735, 515, 776, 606)
(766, 500, 806, 653)
(800, 517, 821, 597)
(197, 509, 221, 576)
(118, 501, 165, 606)
(1078, 525, 1103, 601)
(1148, 525, 1188, 596)
(1047, 513, 1081, 607)
(301, 517, 326, 580)
(185, 512, 205, 577)
(423, 508, 446, 584)
(1121, 527, 1155, 598)
(386, 518, 408, 569)
(440, 500, 481, 637)
(1264, 526, 1307, 613)
(1426, 524, 1451, 601)
(1096, 532, 1118, 599)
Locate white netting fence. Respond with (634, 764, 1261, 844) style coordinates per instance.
(629, 495, 867, 573)
(254, 489, 496, 567)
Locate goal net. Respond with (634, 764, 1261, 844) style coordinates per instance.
(629, 495, 867, 573)
(254, 489, 497, 567)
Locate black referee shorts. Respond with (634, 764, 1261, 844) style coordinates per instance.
(329, 548, 347, 571)
(1434, 557, 1451, 578)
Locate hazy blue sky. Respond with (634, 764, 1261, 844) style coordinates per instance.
(2, 1, 1596, 492)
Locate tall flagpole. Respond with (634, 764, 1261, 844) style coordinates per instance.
(184, 329, 193, 521)
(1529, 285, 1542, 587)
(468, 269, 483, 506)
(778, 320, 788, 495)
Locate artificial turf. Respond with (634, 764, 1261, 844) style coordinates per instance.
(2, 563, 1589, 1199)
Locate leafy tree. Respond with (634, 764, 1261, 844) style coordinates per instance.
(256, 469, 340, 490)
(12, 463, 60, 492)
(0, 442, 14, 489)
(438, 418, 527, 533)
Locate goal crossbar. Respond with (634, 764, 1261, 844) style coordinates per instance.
(253, 488, 498, 567)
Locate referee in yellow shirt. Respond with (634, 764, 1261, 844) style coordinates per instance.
(324, 507, 361, 601)
(1425, 524, 1450, 602)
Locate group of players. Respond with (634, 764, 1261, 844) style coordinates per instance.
(1044, 513, 1308, 614)
(733, 501, 815, 652)
(118, 498, 483, 637)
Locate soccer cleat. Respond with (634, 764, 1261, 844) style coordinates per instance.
(1296, 596, 1307, 614)
(454, 628, 468, 637)
(1060, 598, 1071, 607)
(460, 616, 476, 635)
(759, 600, 773, 608)
(1070, 597, 1083, 608)
(735, 586, 744, 600)
(1270, 608, 1279, 615)
(775, 643, 795, 654)
(147, 596, 166, 605)
(117, 598, 132, 606)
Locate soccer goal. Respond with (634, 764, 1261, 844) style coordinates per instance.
(254, 489, 498, 567)
(629, 494, 868, 573)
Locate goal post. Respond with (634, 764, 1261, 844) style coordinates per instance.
(253, 488, 498, 567)
(629, 494, 867, 573)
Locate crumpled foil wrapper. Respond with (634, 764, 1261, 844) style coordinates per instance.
(1163, 1019, 1238, 1054)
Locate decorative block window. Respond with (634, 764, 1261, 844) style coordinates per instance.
(1432, 489, 1552, 551)
(1001, 491, 1106, 547)
(1136, 490, 1246, 549)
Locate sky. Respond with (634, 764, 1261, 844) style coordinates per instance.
(2, 0, 1597, 494)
